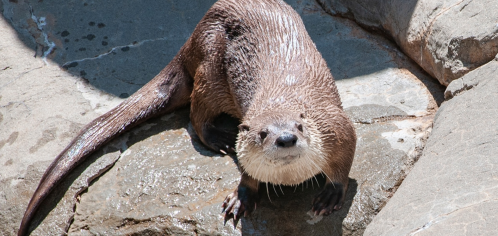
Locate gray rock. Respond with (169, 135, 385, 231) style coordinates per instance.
(318, 0, 498, 86)
(364, 57, 498, 236)
(0, 0, 443, 235)
(0, 12, 125, 235)
(444, 54, 498, 100)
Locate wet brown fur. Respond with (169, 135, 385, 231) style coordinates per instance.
(19, 0, 356, 235)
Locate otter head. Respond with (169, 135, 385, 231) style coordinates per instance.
(236, 111, 327, 185)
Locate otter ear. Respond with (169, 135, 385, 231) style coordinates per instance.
(238, 124, 250, 132)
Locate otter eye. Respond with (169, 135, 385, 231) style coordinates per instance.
(259, 131, 268, 140)
(238, 124, 250, 132)
(300, 113, 306, 119)
(297, 124, 303, 132)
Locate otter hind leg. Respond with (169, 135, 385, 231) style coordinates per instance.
(191, 110, 239, 154)
(202, 113, 239, 154)
(190, 91, 239, 154)
(190, 60, 240, 154)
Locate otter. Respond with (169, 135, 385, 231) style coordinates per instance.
(18, 0, 356, 235)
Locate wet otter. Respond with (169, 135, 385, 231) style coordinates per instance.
(18, 0, 356, 235)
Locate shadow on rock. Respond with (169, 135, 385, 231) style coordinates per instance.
(239, 177, 358, 235)
(0, 0, 414, 98)
(1, 0, 217, 97)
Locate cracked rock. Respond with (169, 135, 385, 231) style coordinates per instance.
(364, 57, 498, 236)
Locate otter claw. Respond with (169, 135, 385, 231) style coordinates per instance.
(222, 187, 258, 222)
(311, 182, 344, 216)
(216, 144, 235, 155)
(233, 201, 241, 218)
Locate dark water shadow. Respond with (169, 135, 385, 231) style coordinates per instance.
(1, 0, 217, 97)
(1, 0, 429, 98)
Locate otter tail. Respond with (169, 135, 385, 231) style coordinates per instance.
(18, 57, 192, 236)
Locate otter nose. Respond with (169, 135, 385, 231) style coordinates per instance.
(276, 133, 298, 148)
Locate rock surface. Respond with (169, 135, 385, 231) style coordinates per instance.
(364, 55, 498, 236)
(1, 0, 443, 235)
(317, 0, 498, 86)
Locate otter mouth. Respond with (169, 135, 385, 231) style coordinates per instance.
(280, 155, 297, 160)
(270, 154, 299, 165)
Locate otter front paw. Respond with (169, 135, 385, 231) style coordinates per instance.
(311, 182, 344, 216)
(222, 186, 259, 221)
